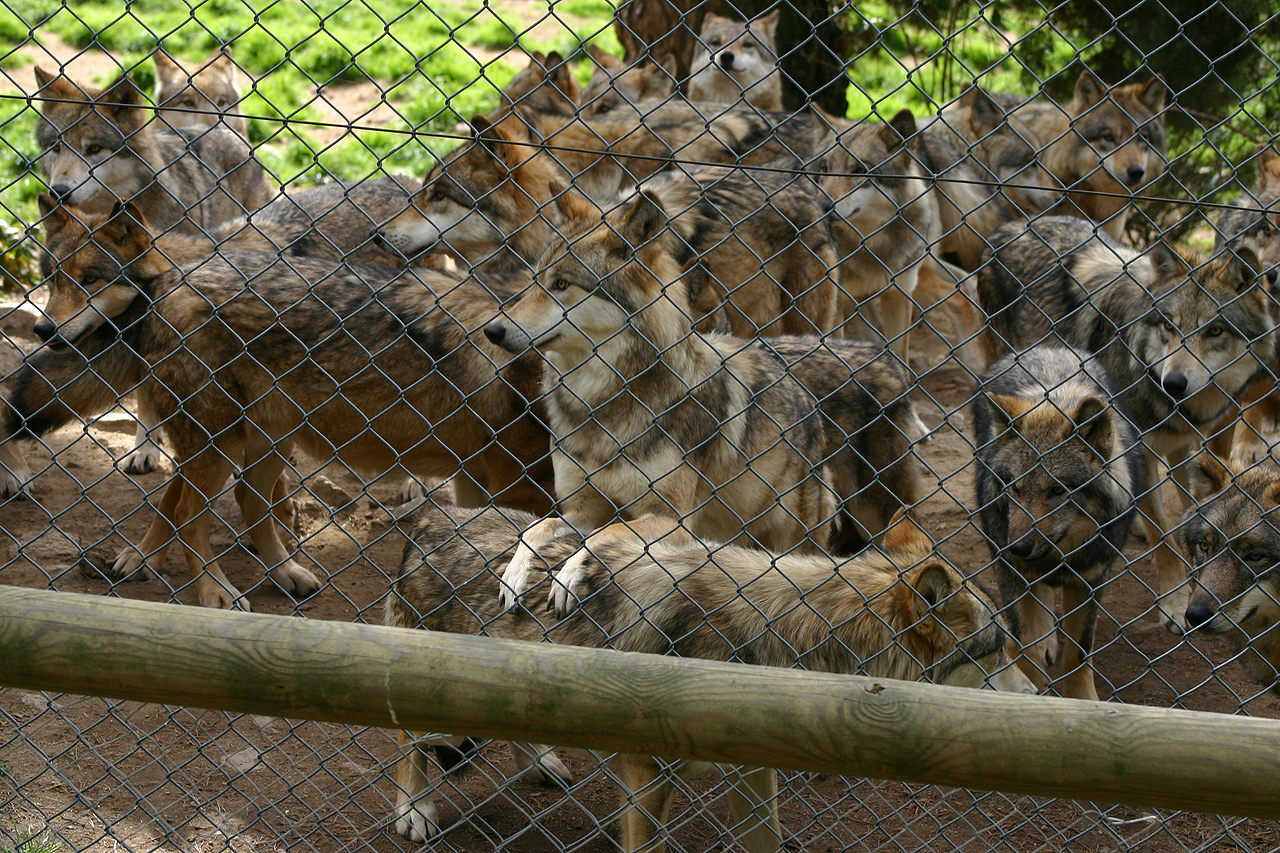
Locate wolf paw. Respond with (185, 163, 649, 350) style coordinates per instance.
(0, 442, 31, 499)
(498, 543, 539, 612)
(120, 441, 165, 475)
(395, 792, 440, 842)
(548, 549, 592, 618)
(269, 559, 322, 599)
(397, 475, 425, 506)
(110, 547, 152, 580)
(511, 743, 573, 787)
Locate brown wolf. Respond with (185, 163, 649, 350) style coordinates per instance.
(688, 9, 783, 113)
(152, 48, 248, 138)
(983, 72, 1167, 239)
(374, 115, 841, 336)
(579, 46, 676, 119)
(978, 215, 1275, 630)
(385, 504, 1034, 849)
(489, 50, 580, 120)
(3, 202, 552, 608)
(33, 68, 273, 233)
(1181, 452, 1280, 694)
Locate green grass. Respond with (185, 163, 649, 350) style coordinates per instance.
(0, 824, 67, 853)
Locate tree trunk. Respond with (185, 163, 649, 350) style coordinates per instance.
(615, 0, 709, 83)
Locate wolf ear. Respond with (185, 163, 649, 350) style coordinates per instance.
(103, 74, 146, 126)
(1189, 451, 1232, 501)
(1259, 147, 1280, 191)
(1263, 481, 1280, 511)
(38, 194, 74, 234)
(1072, 396, 1115, 459)
(33, 67, 80, 105)
(911, 564, 956, 610)
(588, 44, 623, 74)
(1138, 75, 1167, 112)
(986, 392, 1031, 434)
(880, 109, 916, 153)
(755, 8, 780, 37)
(1223, 246, 1262, 294)
(882, 508, 931, 553)
(617, 190, 668, 248)
(1074, 70, 1107, 108)
(1147, 242, 1191, 280)
(967, 85, 1006, 136)
(152, 50, 181, 82)
(104, 200, 155, 264)
(551, 184, 598, 223)
(470, 114, 528, 170)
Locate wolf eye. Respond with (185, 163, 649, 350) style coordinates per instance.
(432, 190, 446, 202)
(1206, 326, 1224, 337)
(596, 102, 612, 114)
(1097, 131, 1116, 144)
(1048, 484, 1067, 497)
(81, 274, 98, 287)
(1162, 321, 1174, 333)
(1193, 541, 1210, 556)
(86, 144, 102, 155)
(551, 278, 571, 292)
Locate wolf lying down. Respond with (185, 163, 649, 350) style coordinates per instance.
(386, 503, 1035, 852)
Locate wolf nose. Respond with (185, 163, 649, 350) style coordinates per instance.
(484, 321, 507, 346)
(1266, 266, 1278, 290)
(1125, 164, 1146, 185)
(50, 184, 73, 202)
(1162, 372, 1188, 397)
(718, 51, 735, 68)
(1007, 540, 1034, 559)
(1185, 599, 1215, 628)
(32, 319, 56, 343)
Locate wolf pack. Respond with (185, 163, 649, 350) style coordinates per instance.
(6, 10, 1280, 851)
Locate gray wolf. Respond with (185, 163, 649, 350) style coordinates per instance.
(385, 503, 1034, 848)
(483, 190, 838, 601)
(374, 115, 842, 337)
(491, 50, 580, 120)
(2, 201, 552, 608)
(973, 72, 1167, 239)
(978, 215, 1275, 630)
(33, 68, 273, 233)
(688, 9, 783, 113)
(973, 346, 1142, 700)
(579, 47, 676, 119)
(1212, 146, 1280, 465)
(816, 110, 939, 363)
(152, 47, 248, 138)
(1181, 452, 1280, 694)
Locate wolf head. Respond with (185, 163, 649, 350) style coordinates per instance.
(977, 388, 1128, 567)
(580, 48, 676, 119)
(876, 512, 1035, 693)
(376, 114, 565, 263)
(152, 48, 246, 137)
(819, 110, 920, 242)
(34, 68, 155, 211)
(495, 51, 580, 120)
(961, 84, 1061, 214)
(1216, 147, 1280, 292)
(688, 10, 780, 107)
(1063, 71, 1167, 197)
(1181, 452, 1280, 692)
(1140, 245, 1273, 428)
(34, 195, 170, 347)
(483, 190, 687, 359)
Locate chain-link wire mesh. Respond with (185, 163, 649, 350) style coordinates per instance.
(3, 0, 1280, 850)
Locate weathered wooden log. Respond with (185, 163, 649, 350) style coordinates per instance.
(2, 587, 1280, 818)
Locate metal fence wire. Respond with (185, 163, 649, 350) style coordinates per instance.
(2, 0, 1280, 850)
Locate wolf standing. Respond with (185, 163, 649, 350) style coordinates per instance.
(974, 346, 1141, 700)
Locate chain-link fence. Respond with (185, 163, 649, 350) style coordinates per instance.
(3, 0, 1280, 850)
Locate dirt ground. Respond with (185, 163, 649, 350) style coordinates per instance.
(2, 301, 1280, 853)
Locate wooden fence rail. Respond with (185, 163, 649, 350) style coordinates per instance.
(1, 586, 1279, 818)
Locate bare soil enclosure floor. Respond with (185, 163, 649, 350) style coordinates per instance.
(2, 308, 1279, 853)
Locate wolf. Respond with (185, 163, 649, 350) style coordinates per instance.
(579, 47, 677, 119)
(374, 115, 842, 337)
(2, 201, 553, 608)
(1180, 452, 1280, 694)
(972, 72, 1167, 239)
(152, 48, 248, 138)
(1212, 146, 1280, 465)
(978, 215, 1275, 630)
(490, 50, 580, 120)
(483, 190, 837, 600)
(973, 346, 1142, 700)
(817, 110, 939, 363)
(33, 68, 274, 234)
(688, 9, 783, 113)
(385, 503, 1034, 848)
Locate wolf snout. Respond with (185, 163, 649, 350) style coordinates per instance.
(50, 184, 74, 202)
(717, 51, 736, 70)
(31, 318, 56, 343)
(1184, 598, 1217, 629)
(1125, 164, 1146, 186)
(484, 321, 508, 346)
(1161, 371, 1188, 397)
(1007, 539, 1035, 559)
(372, 227, 399, 255)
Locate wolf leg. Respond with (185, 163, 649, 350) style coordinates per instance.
(393, 729, 440, 842)
(111, 476, 184, 579)
(119, 392, 166, 475)
(1057, 582, 1101, 701)
(0, 439, 31, 499)
(617, 754, 681, 853)
(238, 440, 321, 599)
(509, 742, 573, 786)
(172, 451, 247, 609)
(725, 766, 782, 853)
